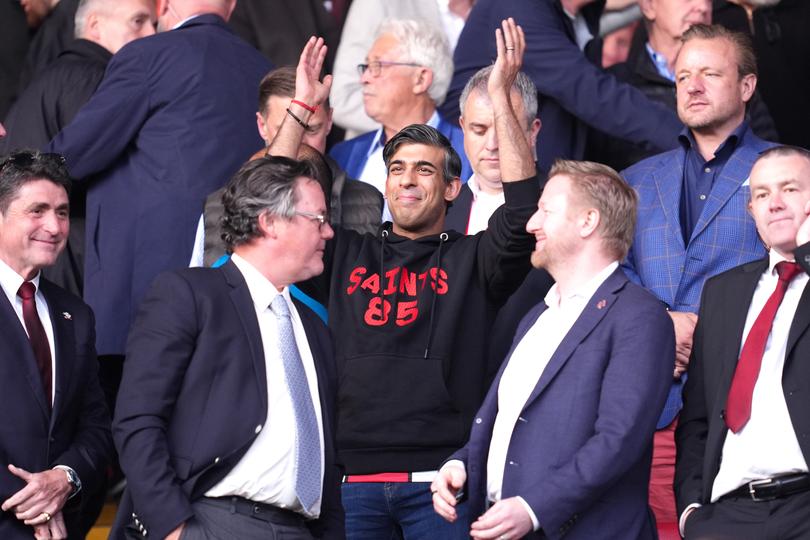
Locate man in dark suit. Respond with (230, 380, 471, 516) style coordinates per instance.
(675, 145, 810, 539)
(441, 0, 683, 173)
(47, 0, 271, 361)
(432, 159, 675, 539)
(621, 24, 776, 526)
(0, 150, 112, 539)
(113, 156, 344, 540)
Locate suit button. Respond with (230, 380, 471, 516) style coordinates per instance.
(508, 460, 518, 466)
(255, 424, 263, 433)
(475, 418, 482, 424)
(214, 457, 220, 464)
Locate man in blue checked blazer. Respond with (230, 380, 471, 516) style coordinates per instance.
(621, 24, 776, 526)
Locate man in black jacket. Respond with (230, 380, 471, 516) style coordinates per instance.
(1, 0, 157, 297)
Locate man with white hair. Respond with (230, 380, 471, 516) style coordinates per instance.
(329, 18, 472, 220)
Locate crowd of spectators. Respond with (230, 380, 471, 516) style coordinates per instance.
(1, 0, 809, 539)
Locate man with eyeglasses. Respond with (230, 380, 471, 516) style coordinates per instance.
(112, 155, 344, 540)
(329, 18, 472, 222)
(0, 150, 112, 540)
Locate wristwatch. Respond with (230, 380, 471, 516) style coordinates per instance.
(55, 466, 82, 497)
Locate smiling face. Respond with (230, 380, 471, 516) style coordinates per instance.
(0, 179, 69, 280)
(748, 153, 810, 259)
(385, 143, 460, 239)
(675, 37, 755, 137)
(526, 174, 582, 272)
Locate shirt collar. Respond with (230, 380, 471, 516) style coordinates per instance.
(230, 253, 290, 312)
(645, 42, 674, 82)
(767, 249, 796, 273)
(366, 111, 442, 160)
(0, 258, 41, 305)
(543, 261, 619, 308)
(678, 120, 749, 158)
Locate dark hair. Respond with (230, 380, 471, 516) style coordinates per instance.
(296, 143, 334, 197)
(681, 24, 757, 79)
(257, 66, 330, 116)
(0, 150, 71, 213)
(220, 156, 318, 249)
(382, 124, 461, 184)
(755, 145, 810, 166)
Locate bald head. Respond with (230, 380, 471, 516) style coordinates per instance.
(155, 0, 236, 31)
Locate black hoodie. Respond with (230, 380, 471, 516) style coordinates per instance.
(301, 176, 540, 473)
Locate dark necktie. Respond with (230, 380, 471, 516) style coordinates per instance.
(17, 281, 52, 405)
(725, 261, 802, 433)
(270, 295, 321, 513)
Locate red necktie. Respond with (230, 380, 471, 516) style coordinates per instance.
(725, 261, 802, 433)
(17, 281, 52, 406)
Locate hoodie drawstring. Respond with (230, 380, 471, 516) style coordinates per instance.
(423, 233, 447, 359)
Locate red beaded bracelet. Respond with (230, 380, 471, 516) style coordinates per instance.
(291, 99, 317, 113)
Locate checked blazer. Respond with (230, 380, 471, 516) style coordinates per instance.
(621, 128, 774, 426)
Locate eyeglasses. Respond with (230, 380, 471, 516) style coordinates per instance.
(294, 210, 329, 229)
(0, 151, 68, 175)
(357, 61, 421, 77)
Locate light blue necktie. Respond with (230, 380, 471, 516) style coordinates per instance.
(270, 295, 321, 513)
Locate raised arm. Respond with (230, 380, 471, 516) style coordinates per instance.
(489, 18, 536, 184)
(267, 37, 332, 159)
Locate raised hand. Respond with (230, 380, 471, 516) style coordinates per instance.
(295, 36, 333, 110)
(488, 18, 525, 103)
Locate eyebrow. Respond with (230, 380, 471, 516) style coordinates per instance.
(390, 159, 438, 168)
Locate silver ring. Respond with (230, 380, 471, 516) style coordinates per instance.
(506, 47, 515, 51)
(41, 512, 51, 522)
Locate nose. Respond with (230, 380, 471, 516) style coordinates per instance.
(42, 210, 67, 236)
(321, 221, 335, 240)
(526, 208, 542, 234)
(769, 191, 786, 211)
(484, 128, 498, 152)
(360, 65, 373, 85)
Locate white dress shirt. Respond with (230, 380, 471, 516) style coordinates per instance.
(0, 259, 56, 405)
(486, 261, 618, 528)
(205, 254, 325, 517)
(711, 251, 809, 501)
(464, 175, 505, 235)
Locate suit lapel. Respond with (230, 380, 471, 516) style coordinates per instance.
(786, 280, 810, 365)
(40, 282, 75, 430)
(652, 151, 687, 252)
(522, 269, 626, 410)
(0, 286, 51, 420)
(714, 259, 767, 413)
(222, 261, 268, 412)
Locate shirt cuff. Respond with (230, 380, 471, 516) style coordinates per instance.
(440, 460, 466, 474)
(679, 503, 702, 537)
(516, 496, 540, 531)
(53, 465, 81, 499)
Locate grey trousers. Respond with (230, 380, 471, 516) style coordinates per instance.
(178, 497, 316, 540)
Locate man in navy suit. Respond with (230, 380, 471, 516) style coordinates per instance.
(0, 150, 112, 540)
(113, 156, 344, 540)
(433, 159, 674, 539)
(675, 146, 810, 539)
(442, 0, 682, 173)
(329, 17, 472, 221)
(621, 24, 775, 525)
(47, 0, 271, 362)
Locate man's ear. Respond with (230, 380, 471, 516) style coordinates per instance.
(257, 210, 278, 239)
(413, 67, 434, 96)
(740, 73, 757, 105)
(580, 208, 600, 238)
(444, 177, 462, 203)
(256, 112, 269, 145)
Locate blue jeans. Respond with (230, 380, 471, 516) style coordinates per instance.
(342, 482, 470, 540)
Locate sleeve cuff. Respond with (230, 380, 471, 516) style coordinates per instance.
(679, 503, 702, 537)
(53, 465, 81, 499)
(516, 496, 540, 531)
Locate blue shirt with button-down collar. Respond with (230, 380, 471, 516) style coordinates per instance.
(679, 121, 749, 244)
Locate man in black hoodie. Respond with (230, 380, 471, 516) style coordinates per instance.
(271, 22, 540, 539)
